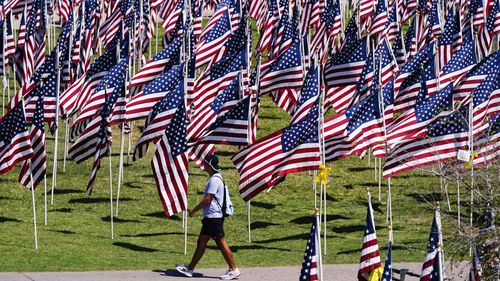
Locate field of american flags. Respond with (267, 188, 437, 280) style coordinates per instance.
(0, 0, 499, 277)
(1, 92, 456, 271)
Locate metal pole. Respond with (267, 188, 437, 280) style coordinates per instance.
(44, 175, 47, 225)
(62, 118, 69, 172)
(109, 151, 114, 240)
(30, 174, 39, 250)
(247, 200, 251, 243)
(50, 53, 61, 205)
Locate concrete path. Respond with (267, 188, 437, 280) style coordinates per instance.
(0, 263, 469, 281)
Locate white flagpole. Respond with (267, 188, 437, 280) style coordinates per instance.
(62, 118, 69, 172)
(469, 95, 474, 256)
(184, 210, 188, 255)
(30, 171, 39, 250)
(456, 172, 461, 230)
(2, 21, 5, 115)
(51, 46, 61, 205)
(315, 209, 323, 281)
(109, 150, 114, 240)
(436, 207, 444, 281)
(247, 201, 251, 243)
(44, 174, 47, 225)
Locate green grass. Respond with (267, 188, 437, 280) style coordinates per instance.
(0, 18, 466, 273)
(0, 94, 463, 272)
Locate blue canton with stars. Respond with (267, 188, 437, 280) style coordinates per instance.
(210, 77, 240, 113)
(32, 96, 45, 133)
(210, 96, 250, 132)
(440, 38, 476, 76)
(439, 8, 460, 46)
(210, 49, 247, 80)
(281, 97, 319, 152)
(292, 67, 319, 116)
(154, 37, 182, 68)
(424, 214, 441, 281)
(99, 59, 128, 118)
(415, 84, 453, 122)
(204, 8, 231, 44)
(404, 18, 416, 55)
(165, 102, 188, 156)
(143, 63, 184, 98)
(299, 221, 318, 281)
(426, 109, 469, 138)
(150, 79, 185, 122)
(381, 242, 392, 281)
(464, 51, 500, 86)
(265, 40, 302, 76)
(0, 102, 29, 144)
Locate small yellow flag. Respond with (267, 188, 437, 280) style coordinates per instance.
(463, 152, 478, 170)
(368, 267, 384, 281)
(315, 164, 332, 185)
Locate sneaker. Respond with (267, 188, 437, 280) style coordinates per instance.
(220, 268, 240, 280)
(175, 264, 194, 277)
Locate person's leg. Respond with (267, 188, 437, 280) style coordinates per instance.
(188, 234, 211, 270)
(215, 236, 237, 270)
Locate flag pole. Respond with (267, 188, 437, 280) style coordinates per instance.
(109, 148, 114, 240)
(468, 92, 474, 256)
(51, 45, 61, 206)
(318, 56, 327, 256)
(30, 168, 39, 250)
(2, 21, 6, 115)
(315, 208, 323, 281)
(184, 210, 188, 255)
(44, 174, 47, 225)
(63, 118, 69, 172)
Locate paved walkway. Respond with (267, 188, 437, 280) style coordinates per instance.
(0, 263, 469, 281)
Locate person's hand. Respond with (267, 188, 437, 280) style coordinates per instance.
(189, 209, 196, 217)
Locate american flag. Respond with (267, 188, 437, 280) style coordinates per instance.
(434, 38, 477, 97)
(18, 96, 46, 188)
(351, 38, 397, 107)
(468, 246, 483, 281)
(196, 6, 232, 68)
(2, 14, 15, 60)
(310, 0, 342, 60)
(419, 210, 442, 281)
(130, 37, 183, 87)
(192, 49, 247, 113)
(474, 114, 500, 167)
(269, 5, 295, 59)
(453, 49, 499, 102)
(299, 219, 320, 281)
(358, 192, 382, 281)
(384, 108, 469, 178)
(193, 0, 204, 38)
(300, 0, 316, 37)
(68, 69, 127, 194)
(393, 43, 434, 113)
(386, 83, 453, 152)
(81, 0, 100, 71)
(468, 0, 485, 30)
(189, 77, 245, 143)
(359, 0, 375, 32)
(151, 101, 189, 217)
(21, 0, 45, 87)
(162, 0, 183, 33)
(323, 25, 367, 112)
(381, 241, 393, 281)
(383, 1, 399, 44)
(126, 63, 184, 122)
(58, 0, 72, 24)
(0, 101, 33, 176)
(24, 69, 58, 124)
(422, 0, 441, 47)
(323, 113, 353, 161)
(370, 0, 388, 38)
(404, 17, 417, 59)
(477, 0, 500, 58)
(257, 0, 280, 54)
(259, 40, 303, 94)
(345, 78, 394, 157)
(438, 8, 462, 68)
(133, 80, 185, 161)
(291, 67, 319, 124)
(59, 43, 118, 118)
(71, 59, 127, 139)
(194, 93, 251, 146)
(231, 95, 320, 201)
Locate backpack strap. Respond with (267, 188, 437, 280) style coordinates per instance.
(211, 174, 227, 217)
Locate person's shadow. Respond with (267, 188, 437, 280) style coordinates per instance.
(154, 269, 220, 279)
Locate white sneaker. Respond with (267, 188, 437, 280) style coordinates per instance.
(220, 268, 240, 280)
(175, 264, 194, 277)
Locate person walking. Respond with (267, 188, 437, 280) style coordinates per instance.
(176, 155, 240, 280)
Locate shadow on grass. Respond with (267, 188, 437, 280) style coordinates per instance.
(124, 182, 143, 189)
(251, 201, 280, 210)
(122, 232, 197, 238)
(49, 208, 72, 213)
(113, 242, 160, 252)
(326, 193, 338, 202)
(0, 196, 12, 201)
(101, 216, 142, 223)
(54, 188, 82, 195)
(68, 197, 135, 204)
(0, 216, 22, 223)
(250, 221, 280, 229)
(332, 224, 366, 234)
(360, 182, 380, 187)
(290, 214, 350, 225)
(407, 192, 443, 203)
(142, 212, 181, 220)
(157, 269, 219, 279)
(255, 233, 334, 244)
(337, 244, 418, 255)
(348, 167, 373, 172)
(359, 200, 383, 214)
(49, 229, 76, 235)
(215, 150, 238, 157)
(206, 244, 292, 252)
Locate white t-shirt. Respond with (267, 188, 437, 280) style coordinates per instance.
(203, 173, 225, 218)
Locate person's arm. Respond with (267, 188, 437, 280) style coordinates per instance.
(189, 193, 214, 217)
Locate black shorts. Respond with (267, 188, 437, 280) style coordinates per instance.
(200, 217, 225, 240)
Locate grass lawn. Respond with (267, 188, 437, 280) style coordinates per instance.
(0, 16, 472, 273)
(0, 93, 464, 272)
